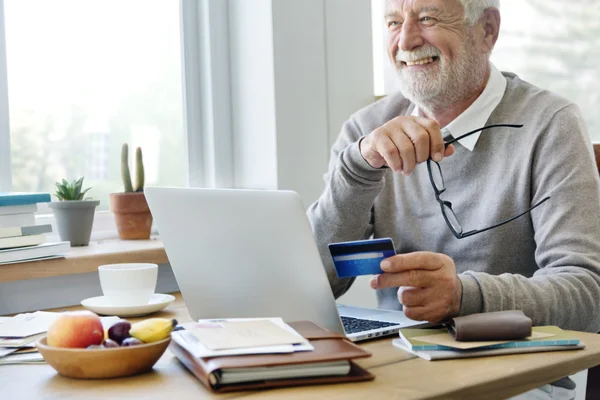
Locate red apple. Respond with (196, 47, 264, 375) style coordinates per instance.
(47, 311, 104, 348)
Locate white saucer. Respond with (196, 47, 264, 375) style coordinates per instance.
(81, 293, 176, 317)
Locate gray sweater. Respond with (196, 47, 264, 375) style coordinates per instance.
(307, 72, 600, 333)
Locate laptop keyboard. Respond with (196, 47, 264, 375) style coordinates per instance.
(340, 316, 398, 334)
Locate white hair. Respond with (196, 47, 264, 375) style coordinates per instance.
(458, 0, 500, 25)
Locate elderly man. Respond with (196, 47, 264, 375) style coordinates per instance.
(307, 0, 600, 398)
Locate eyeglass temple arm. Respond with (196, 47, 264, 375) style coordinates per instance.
(459, 196, 551, 238)
(444, 124, 524, 148)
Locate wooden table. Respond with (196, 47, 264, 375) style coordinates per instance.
(2, 293, 600, 400)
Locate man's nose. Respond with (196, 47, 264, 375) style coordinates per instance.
(398, 20, 425, 52)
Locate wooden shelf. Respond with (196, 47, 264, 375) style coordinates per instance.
(0, 237, 168, 283)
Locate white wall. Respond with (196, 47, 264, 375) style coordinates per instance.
(324, 0, 376, 148)
(271, 0, 330, 206)
(228, 0, 374, 208)
(229, 0, 279, 191)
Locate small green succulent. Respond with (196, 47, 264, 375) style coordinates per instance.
(54, 177, 92, 201)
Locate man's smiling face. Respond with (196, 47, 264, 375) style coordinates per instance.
(385, 0, 489, 109)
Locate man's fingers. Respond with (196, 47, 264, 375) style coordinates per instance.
(399, 122, 430, 166)
(363, 116, 448, 173)
(380, 252, 448, 273)
(372, 133, 403, 171)
(444, 144, 455, 157)
(397, 286, 428, 307)
(403, 305, 447, 322)
(402, 305, 429, 321)
(388, 129, 416, 174)
(414, 116, 443, 162)
(371, 269, 436, 289)
(404, 292, 458, 322)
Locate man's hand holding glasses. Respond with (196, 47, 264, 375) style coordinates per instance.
(359, 115, 455, 174)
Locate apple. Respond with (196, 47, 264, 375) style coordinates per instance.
(47, 310, 104, 348)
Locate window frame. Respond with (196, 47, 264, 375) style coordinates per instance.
(0, 0, 11, 193)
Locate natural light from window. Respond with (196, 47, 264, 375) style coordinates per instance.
(4, 0, 186, 210)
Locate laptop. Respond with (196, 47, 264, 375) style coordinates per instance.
(144, 187, 428, 342)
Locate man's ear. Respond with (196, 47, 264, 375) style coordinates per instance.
(481, 8, 501, 52)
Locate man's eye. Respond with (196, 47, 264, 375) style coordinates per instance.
(387, 21, 402, 28)
(420, 16, 436, 24)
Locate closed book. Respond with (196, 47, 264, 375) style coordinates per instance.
(169, 320, 374, 393)
(398, 326, 580, 352)
(0, 241, 70, 264)
(393, 340, 584, 361)
(0, 234, 46, 250)
(0, 204, 37, 215)
(0, 213, 35, 228)
(0, 224, 52, 239)
(0, 193, 51, 207)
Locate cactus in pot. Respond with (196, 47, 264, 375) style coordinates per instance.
(48, 177, 100, 246)
(121, 143, 144, 192)
(109, 143, 152, 240)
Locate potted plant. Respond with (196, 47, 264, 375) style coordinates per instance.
(48, 177, 100, 246)
(109, 143, 152, 240)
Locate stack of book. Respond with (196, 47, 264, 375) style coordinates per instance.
(393, 326, 584, 361)
(0, 192, 70, 265)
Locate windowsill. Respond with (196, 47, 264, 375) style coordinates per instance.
(0, 237, 168, 283)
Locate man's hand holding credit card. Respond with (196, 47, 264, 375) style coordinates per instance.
(328, 238, 396, 278)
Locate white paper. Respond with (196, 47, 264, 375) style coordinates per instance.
(174, 317, 313, 358)
(0, 347, 19, 357)
(0, 311, 61, 338)
(0, 352, 45, 365)
(0, 332, 45, 348)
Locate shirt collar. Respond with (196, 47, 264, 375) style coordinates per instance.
(411, 63, 507, 151)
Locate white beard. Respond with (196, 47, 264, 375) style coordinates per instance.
(395, 32, 488, 113)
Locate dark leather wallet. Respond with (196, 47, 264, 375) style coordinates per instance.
(447, 310, 532, 342)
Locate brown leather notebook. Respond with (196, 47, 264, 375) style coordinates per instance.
(169, 320, 374, 393)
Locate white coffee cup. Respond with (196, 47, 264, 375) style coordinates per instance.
(98, 263, 158, 306)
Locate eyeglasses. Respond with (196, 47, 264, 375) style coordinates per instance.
(427, 124, 551, 239)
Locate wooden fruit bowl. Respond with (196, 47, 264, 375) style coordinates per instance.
(36, 336, 170, 379)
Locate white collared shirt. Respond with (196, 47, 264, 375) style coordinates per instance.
(411, 63, 507, 151)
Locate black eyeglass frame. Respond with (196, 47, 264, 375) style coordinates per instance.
(426, 124, 551, 239)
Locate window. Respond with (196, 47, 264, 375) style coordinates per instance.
(371, 0, 600, 142)
(4, 0, 186, 211)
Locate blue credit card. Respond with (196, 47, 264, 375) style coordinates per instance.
(328, 238, 396, 278)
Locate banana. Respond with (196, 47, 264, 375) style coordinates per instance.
(129, 318, 178, 343)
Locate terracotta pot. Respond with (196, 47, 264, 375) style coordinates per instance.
(109, 192, 152, 240)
